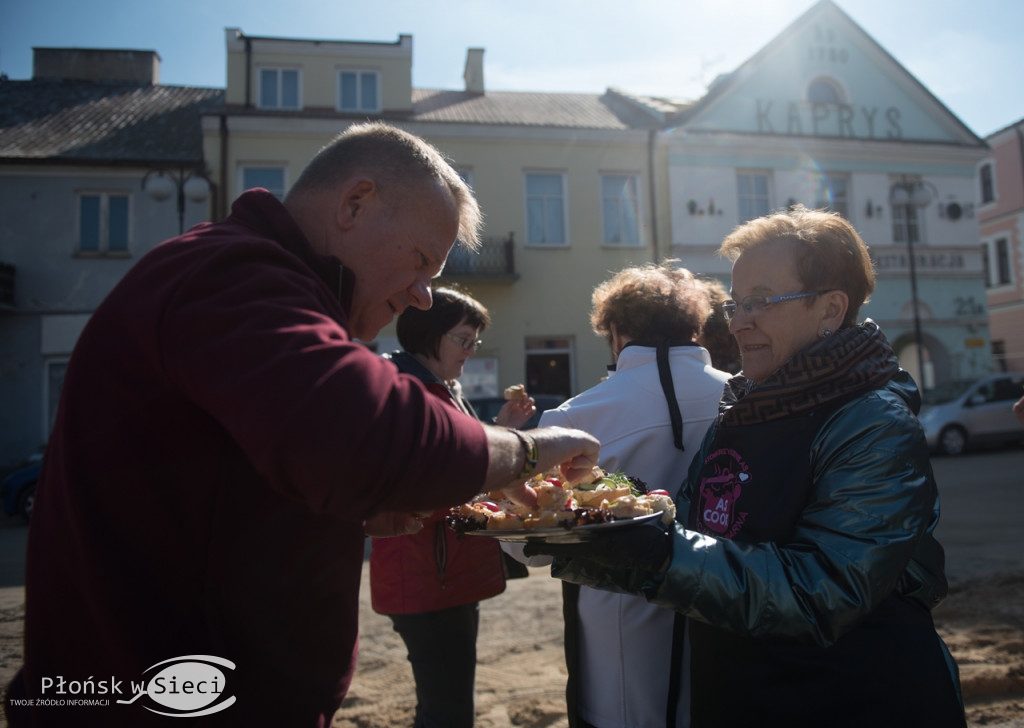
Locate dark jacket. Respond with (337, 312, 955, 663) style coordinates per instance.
(556, 322, 966, 727)
(369, 352, 506, 615)
(9, 189, 489, 727)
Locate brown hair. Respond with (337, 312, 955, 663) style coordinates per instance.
(697, 277, 742, 373)
(718, 206, 874, 327)
(590, 260, 710, 343)
(287, 121, 482, 250)
(396, 286, 490, 359)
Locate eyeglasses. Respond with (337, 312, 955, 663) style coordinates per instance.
(445, 333, 483, 352)
(721, 291, 830, 320)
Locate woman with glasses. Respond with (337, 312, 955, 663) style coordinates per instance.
(370, 285, 535, 728)
(527, 206, 966, 727)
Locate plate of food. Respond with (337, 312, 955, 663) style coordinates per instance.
(445, 467, 675, 544)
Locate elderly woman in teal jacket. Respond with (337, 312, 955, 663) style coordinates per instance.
(527, 206, 966, 727)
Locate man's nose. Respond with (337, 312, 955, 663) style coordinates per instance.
(408, 278, 432, 310)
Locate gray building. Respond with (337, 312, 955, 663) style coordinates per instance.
(0, 48, 222, 468)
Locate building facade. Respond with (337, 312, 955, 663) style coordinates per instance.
(664, 0, 990, 388)
(0, 0, 1006, 467)
(0, 49, 221, 467)
(978, 119, 1024, 373)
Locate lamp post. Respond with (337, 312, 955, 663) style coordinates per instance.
(142, 164, 211, 235)
(889, 178, 937, 390)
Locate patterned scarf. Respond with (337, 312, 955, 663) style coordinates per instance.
(721, 320, 900, 427)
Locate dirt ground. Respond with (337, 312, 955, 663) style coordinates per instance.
(0, 565, 1020, 727)
(330, 563, 1024, 728)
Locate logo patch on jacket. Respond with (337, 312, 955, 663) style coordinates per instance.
(696, 448, 750, 539)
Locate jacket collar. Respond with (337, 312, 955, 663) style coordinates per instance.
(226, 188, 355, 315)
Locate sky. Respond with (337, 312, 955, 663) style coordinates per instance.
(2, 0, 1022, 139)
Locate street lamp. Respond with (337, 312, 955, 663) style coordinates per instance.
(142, 164, 211, 235)
(890, 177, 938, 390)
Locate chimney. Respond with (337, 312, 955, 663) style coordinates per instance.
(463, 48, 484, 95)
(32, 48, 161, 84)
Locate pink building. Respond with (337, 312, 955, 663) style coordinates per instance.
(979, 119, 1024, 372)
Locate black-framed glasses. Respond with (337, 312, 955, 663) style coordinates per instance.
(721, 291, 830, 320)
(445, 333, 483, 352)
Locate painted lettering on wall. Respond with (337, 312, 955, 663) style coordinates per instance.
(872, 252, 967, 271)
(756, 100, 902, 139)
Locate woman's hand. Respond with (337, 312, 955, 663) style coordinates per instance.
(364, 511, 428, 537)
(494, 396, 537, 429)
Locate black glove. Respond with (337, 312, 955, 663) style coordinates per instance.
(523, 518, 672, 592)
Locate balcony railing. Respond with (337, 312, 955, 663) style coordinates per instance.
(441, 233, 518, 281)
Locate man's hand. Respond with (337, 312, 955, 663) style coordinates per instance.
(364, 511, 427, 538)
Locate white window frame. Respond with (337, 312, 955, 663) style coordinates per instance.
(993, 237, 1013, 287)
(239, 165, 288, 200)
(815, 173, 849, 219)
(524, 172, 568, 247)
(601, 173, 642, 247)
(978, 161, 996, 206)
(736, 171, 772, 223)
(257, 67, 301, 110)
(336, 69, 381, 113)
(77, 190, 131, 256)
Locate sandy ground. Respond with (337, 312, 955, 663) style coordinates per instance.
(330, 562, 1024, 728)
(0, 554, 1020, 727)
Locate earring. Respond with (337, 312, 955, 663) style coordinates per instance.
(820, 328, 833, 338)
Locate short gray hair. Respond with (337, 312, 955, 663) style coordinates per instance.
(288, 122, 482, 250)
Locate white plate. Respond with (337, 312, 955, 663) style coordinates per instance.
(463, 512, 662, 544)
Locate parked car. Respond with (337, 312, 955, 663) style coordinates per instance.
(468, 394, 566, 430)
(1, 455, 42, 523)
(918, 373, 1024, 456)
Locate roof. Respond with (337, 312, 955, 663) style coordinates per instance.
(0, 79, 224, 165)
(409, 87, 682, 130)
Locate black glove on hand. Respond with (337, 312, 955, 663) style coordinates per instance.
(523, 518, 672, 582)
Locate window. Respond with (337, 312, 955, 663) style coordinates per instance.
(737, 172, 770, 223)
(601, 174, 641, 246)
(815, 174, 849, 218)
(982, 244, 991, 288)
(258, 68, 300, 110)
(525, 173, 566, 245)
(979, 163, 995, 204)
(995, 238, 1011, 285)
(807, 78, 842, 105)
(78, 192, 129, 255)
(892, 204, 921, 245)
(338, 70, 380, 112)
(241, 166, 286, 200)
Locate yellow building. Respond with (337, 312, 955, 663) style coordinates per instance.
(203, 28, 674, 401)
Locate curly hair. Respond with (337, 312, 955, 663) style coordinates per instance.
(590, 260, 710, 344)
(696, 277, 742, 373)
(718, 205, 874, 328)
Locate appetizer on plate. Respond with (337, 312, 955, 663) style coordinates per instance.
(445, 467, 676, 536)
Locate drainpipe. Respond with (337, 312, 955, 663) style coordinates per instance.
(647, 128, 660, 262)
(219, 114, 229, 219)
(244, 35, 252, 108)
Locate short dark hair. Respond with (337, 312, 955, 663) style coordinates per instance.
(287, 122, 482, 250)
(718, 206, 875, 327)
(396, 286, 490, 359)
(590, 260, 710, 343)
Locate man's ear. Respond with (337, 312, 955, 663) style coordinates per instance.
(336, 177, 376, 231)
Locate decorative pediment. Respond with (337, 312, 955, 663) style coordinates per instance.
(679, 0, 983, 146)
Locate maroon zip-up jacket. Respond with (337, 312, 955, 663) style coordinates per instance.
(8, 189, 488, 726)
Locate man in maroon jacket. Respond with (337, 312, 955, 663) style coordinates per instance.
(7, 122, 598, 726)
